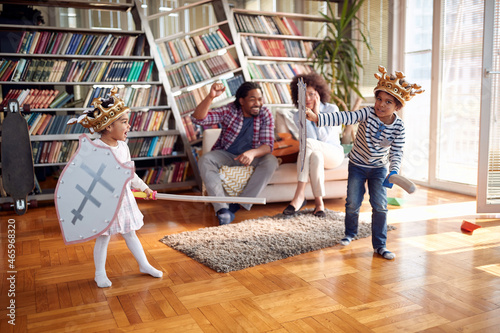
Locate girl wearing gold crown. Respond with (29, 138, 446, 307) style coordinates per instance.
(68, 87, 163, 287)
(305, 66, 423, 260)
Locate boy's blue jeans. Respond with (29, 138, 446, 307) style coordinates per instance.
(345, 162, 388, 249)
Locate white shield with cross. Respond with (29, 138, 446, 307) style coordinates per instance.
(55, 134, 134, 245)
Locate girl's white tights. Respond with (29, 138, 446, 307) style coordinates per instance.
(94, 234, 112, 288)
(94, 231, 163, 288)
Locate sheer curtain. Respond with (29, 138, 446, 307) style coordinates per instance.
(478, 0, 500, 212)
(403, 0, 484, 195)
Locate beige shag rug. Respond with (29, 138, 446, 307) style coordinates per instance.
(160, 209, 396, 273)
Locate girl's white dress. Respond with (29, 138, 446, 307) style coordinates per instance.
(93, 138, 149, 235)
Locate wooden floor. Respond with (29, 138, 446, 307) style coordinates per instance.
(1, 185, 500, 332)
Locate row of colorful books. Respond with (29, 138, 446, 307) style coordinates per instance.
(15, 31, 146, 57)
(5, 58, 102, 82)
(260, 82, 293, 105)
(181, 115, 201, 142)
(28, 135, 176, 165)
(166, 52, 238, 89)
(128, 110, 171, 132)
(27, 114, 87, 136)
(128, 135, 178, 158)
(241, 36, 315, 58)
(234, 14, 302, 36)
(158, 29, 233, 66)
(174, 74, 244, 115)
(224, 74, 246, 96)
(101, 60, 154, 82)
(31, 140, 79, 164)
(141, 161, 190, 185)
(83, 86, 163, 108)
(1, 89, 73, 109)
(25, 109, 171, 136)
(247, 63, 314, 80)
(0, 58, 153, 83)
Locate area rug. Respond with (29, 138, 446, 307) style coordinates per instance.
(160, 209, 396, 273)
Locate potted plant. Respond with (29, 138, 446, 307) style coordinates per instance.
(311, 0, 372, 112)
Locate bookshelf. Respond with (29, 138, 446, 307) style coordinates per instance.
(0, 1, 199, 205)
(232, 8, 327, 107)
(135, 0, 246, 156)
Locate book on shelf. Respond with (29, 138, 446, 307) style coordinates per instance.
(0, 60, 17, 81)
(216, 29, 232, 46)
(15, 31, 28, 53)
(157, 43, 172, 67)
(183, 115, 199, 142)
(29, 113, 45, 135)
(133, 35, 146, 56)
(35, 114, 52, 135)
(282, 17, 302, 36)
(49, 91, 73, 108)
(225, 74, 245, 96)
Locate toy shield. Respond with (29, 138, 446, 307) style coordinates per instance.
(55, 134, 134, 245)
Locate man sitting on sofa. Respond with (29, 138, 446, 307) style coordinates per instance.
(192, 81, 279, 225)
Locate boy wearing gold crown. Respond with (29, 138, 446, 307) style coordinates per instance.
(68, 87, 163, 287)
(306, 66, 423, 260)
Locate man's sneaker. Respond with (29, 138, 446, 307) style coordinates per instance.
(217, 208, 235, 225)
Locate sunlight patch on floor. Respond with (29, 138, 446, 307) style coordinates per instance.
(402, 232, 471, 252)
(477, 264, 500, 277)
(387, 201, 479, 223)
(401, 225, 500, 254)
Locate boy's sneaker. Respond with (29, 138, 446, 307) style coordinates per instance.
(340, 237, 352, 246)
(375, 247, 396, 260)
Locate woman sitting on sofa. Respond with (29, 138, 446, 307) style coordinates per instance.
(283, 73, 345, 217)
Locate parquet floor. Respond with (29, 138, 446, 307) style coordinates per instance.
(1, 185, 500, 332)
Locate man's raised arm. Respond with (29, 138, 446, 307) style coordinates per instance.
(192, 82, 226, 120)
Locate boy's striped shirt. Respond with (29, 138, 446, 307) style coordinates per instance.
(318, 106, 405, 172)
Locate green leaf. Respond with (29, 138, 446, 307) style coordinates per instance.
(309, 0, 371, 110)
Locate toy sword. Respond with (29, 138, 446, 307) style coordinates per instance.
(297, 78, 307, 172)
(133, 190, 265, 204)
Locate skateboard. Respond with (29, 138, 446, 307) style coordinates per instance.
(1, 99, 35, 215)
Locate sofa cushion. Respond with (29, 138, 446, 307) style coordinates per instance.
(269, 158, 349, 185)
(219, 165, 254, 196)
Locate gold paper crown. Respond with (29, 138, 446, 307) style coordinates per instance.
(373, 65, 424, 106)
(67, 86, 130, 133)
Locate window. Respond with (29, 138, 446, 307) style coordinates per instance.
(401, 0, 432, 182)
(403, 0, 484, 194)
(435, 0, 483, 187)
(477, 0, 500, 212)
(358, 0, 390, 99)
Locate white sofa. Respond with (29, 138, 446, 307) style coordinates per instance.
(202, 124, 349, 203)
